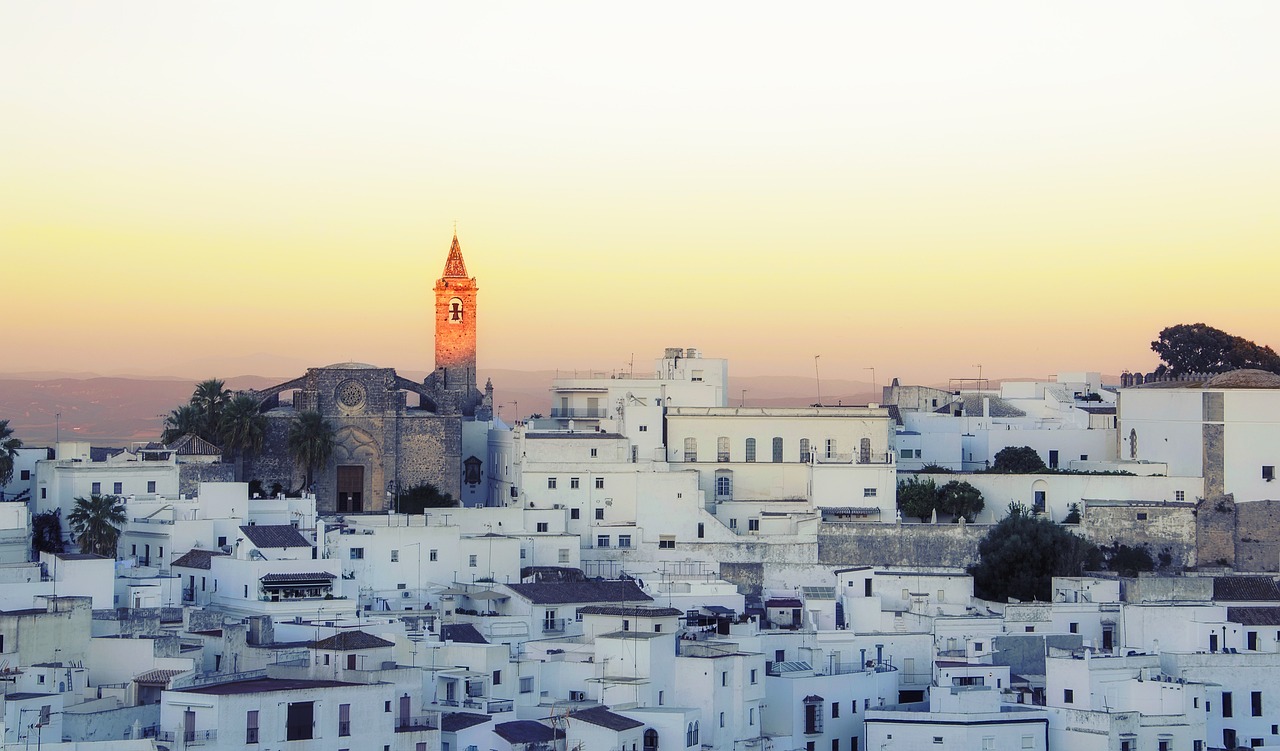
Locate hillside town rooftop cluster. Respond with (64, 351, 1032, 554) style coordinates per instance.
(1, 239, 1279, 751)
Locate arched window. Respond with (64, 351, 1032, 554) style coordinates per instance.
(684, 438, 697, 462)
(1129, 428, 1138, 459)
(447, 296, 464, 323)
(800, 438, 811, 463)
(715, 470, 733, 501)
(717, 436, 730, 462)
(692, 721, 699, 746)
(772, 437, 783, 462)
(860, 437, 872, 463)
(745, 438, 757, 463)
(644, 728, 659, 751)
(686, 723, 694, 747)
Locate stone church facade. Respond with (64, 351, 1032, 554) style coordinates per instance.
(240, 234, 490, 514)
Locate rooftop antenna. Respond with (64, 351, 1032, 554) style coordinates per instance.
(814, 355, 822, 407)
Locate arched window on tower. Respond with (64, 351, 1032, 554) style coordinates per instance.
(448, 297, 464, 323)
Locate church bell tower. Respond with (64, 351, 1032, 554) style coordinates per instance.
(433, 232, 479, 407)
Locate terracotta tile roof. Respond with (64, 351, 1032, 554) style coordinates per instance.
(1214, 576, 1280, 602)
(441, 712, 491, 732)
(504, 580, 652, 606)
(134, 669, 187, 685)
(171, 549, 228, 570)
(240, 525, 310, 549)
(1228, 606, 1280, 626)
(311, 630, 394, 651)
(569, 706, 644, 731)
(494, 720, 563, 744)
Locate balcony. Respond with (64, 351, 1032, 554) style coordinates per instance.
(395, 715, 438, 732)
(157, 729, 217, 745)
(542, 618, 567, 634)
(550, 408, 608, 419)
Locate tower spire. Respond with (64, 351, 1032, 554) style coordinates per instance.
(442, 232, 469, 278)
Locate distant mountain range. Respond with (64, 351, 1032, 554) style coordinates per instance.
(0, 368, 885, 446)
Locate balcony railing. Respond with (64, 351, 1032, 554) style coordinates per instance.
(550, 408, 608, 419)
(542, 618, 567, 633)
(157, 729, 217, 745)
(487, 698, 514, 713)
(395, 715, 438, 732)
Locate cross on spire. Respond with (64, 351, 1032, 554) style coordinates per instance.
(442, 231, 469, 278)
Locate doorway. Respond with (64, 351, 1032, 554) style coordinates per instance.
(337, 465, 364, 512)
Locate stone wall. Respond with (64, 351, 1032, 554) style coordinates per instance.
(1080, 502, 1197, 569)
(1234, 499, 1280, 572)
(178, 462, 235, 498)
(817, 522, 987, 569)
(1196, 494, 1237, 567)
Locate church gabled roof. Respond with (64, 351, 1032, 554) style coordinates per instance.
(441, 232, 469, 278)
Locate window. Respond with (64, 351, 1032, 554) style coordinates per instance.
(745, 438, 756, 462)
(1253, 690, 1262, 716)
(558, 549, 569, 564)
(1025, 626, 1035, 632)
(618, 535, 631, 548)
(1064, 688, 1074, 704)
(800, 438, 811, 463)
(570, 477, 580, 489)
(932, 738, 943, 745)
(722, 671, 728, 687)
(773, 437, 784, 462)
(859, 437, 871, 463)
(697, 522, 704, 538)
(729, 518, 738, 529)
(597, 535, 610, 548)
(863, 488, 877, 497)
(659, 536, 676, 549)
(715, 471, 733, 500)
(339, 703, 351, 736)
(147, 480, 156, 493)
(595, 508, 604, 520)
(1176, 490, 1186, 501)
(493, 669, 501, 685)
(590, 448, 598, 457)
(595, 477, 604, 489)
(639, 425, 648, 432)
(537, 522, 549, 533)
(91, 482, 101, 494)
(548, 477, 557, 489)
(720, 712, 725, 727)
(658, 690, 664, 705)
(750, 668, 757, 684)
(1136, 512, 1148, 521)
(19, 469, 29, 481)
(684, 438, 698, 462)
(1264, 465, 1275, 481)
(748, 518, 759, 531)
(113, 482, 123, 494)
(286, 701, 315, 741)
(429, 549, 438, 561)
(570, 508, 580, 519)
(831, 701, 840, 718)
(520, 676, 533, 693)
(715, 436, 730, 463)
(40, 488, 45, 499)
(390, 550, 399, 562)
(826, 438, 836, 459)
(1069, 622, 1079, 633)
(246, 709, 259, 743)
(350, 548, 364, 560)
(1224, 691, 1233, 717)
(803, 696, 823, 734)
(468, 554, 477, 567)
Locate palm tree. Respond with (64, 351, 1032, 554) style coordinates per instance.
(67, 494, 127, 558)
(161, 404, 205, 445)
(287, 411, 335, 492)
(0, 419, 21, 487)
(190, 378, 231, 440)
(219, 395, 268, 479)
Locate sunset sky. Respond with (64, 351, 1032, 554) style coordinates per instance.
(4, 2, 1279, 384)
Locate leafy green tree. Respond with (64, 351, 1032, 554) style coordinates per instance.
(67, 495, 127, 558)
(32, 511, 65, 557)
(897, 477, 938, 522)
(219, 395, 268, 478)
(937, 480, 984, 522)
(191, 378, 232, 432)
(396, 483, 458, 513)
(1103, 542, 1156, 576)
(1063, 503, 1082, 525)
(991, 446, 1047, 474)
(919, 464, 953, 474)
(0, 419, 22, 487)
(287, 411, 335, 492)
(161, 404, 205, 445)
(967, 507, 1100, 602)
(1151, 323, 1280, 375)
